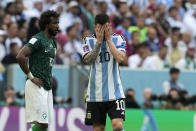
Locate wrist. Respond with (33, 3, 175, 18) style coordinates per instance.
(96, 40, 102, 44)
(27, 72, 34, 80)
(106, 39, 113, 44)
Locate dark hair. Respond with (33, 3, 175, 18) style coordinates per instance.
(10, 42, 18, 50)
(27, 17, 39, 40)
(171, 27, 180, 33)
(170, 67, 180, 74)
(39, 10, 59, 31)
(126, 88, 134, 92)
(169, 6, 178, 13)
(17, 19, 26, 29)
(138, 44, 149, 50)
(66, 24, 75, 34)
(95, 13, 110, 25)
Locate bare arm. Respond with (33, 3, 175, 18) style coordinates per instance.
(83, 24, 104, 65)
(16, 46, 43, 87)
(16, 46, 31, 74)
(107, 40, 126, 63)
(83, 43, 101, 65)
(104, 23, 126, 63)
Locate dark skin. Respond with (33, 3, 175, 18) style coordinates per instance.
(16, 17, 59, 130)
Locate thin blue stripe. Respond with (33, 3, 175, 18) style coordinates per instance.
(113, 57, 122, 99)
(112, 37, 118, 46)
(89, 39, 96, 101)
(101, 41, 109, 101)
(116, 45, 125, 49)
(112, 37, 122, 98)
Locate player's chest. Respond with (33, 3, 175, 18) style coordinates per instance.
(41, 40, 56, 58)
(97, 42, 112, 63)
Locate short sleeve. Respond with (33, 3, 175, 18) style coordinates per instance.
(82, 37, 91, 58)
(25, 37, 39, 53)
(116, 35, 126, 54)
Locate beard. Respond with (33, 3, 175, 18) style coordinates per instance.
(48, 28, 59, 36)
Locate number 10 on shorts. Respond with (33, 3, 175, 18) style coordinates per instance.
(116, 99, 125, 110)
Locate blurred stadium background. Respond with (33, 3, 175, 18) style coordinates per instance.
(0, 0, 196, 131)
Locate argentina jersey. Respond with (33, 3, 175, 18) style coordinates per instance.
(82, 33, 126, 102)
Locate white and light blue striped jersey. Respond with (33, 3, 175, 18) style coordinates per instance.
(82, 33, 126, 102)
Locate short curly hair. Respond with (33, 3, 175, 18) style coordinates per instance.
(39, 10, 59, 31)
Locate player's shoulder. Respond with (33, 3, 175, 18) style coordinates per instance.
(111, 33, 126, 41)
(83, 34, 96, 44)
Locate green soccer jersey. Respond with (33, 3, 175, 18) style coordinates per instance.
(25, 31, 57, 90)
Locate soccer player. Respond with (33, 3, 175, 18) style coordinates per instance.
(16, 10, 59, 131)
(83, 14, 126, 131)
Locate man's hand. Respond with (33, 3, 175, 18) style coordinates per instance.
(104, 23, 112, 41)
(95, 24, 104, 44)
(31, 77, 43, 88)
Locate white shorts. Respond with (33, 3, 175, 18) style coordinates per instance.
(25, 79, 54, 124)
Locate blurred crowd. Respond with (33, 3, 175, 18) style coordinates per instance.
(0, 0, 196, 109)
(0, 0, 195, 70)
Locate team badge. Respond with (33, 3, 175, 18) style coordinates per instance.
(42, 112, 47, 120)
(83, 45, 89, 52)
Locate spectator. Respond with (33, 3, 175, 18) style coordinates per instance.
(155, 4, 170, 42)
(178, 31, 193, 52)
(166, 88, 182, 109)
(128, 44, 155, 69)
(162, 67, 183, 95)
(144, 27, 160, 52)
(5, 22, 22, 54)
(14, 1, 26, 22)
(151, 44, 170, 69)
(2, 43, 19, 65)
(129, 17, 148, 43)
(82, 1, 95, 32)
(0, 14, 11, 31)
(27, 17, 40, 41)
(0, 86, 20, 106)
(129, 4, 139, 26)
(113, 1, 130, 27)
(18, 27, 27, 45)
(59, 1, 82, 34)
(24, 0, 43, 18)
(127, 31, 140, 56)
(115, 17, 132, 42)
(63, 25, 82, 64)
(165, 27, 180, 49)
(175, 45, 196, 71)
(167, 6, 183, 30)
(168, 34, 184, 65)
(0, 31, 6, 61)
(81, 28, 91, 38)
(173, 0, 186, 20)
(4, 2, 16, 22)
(125, 88, 140, 108)
(183, 9, 196, 45)
(143, 88, 154, 109)
(148, 0, 157, 12)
